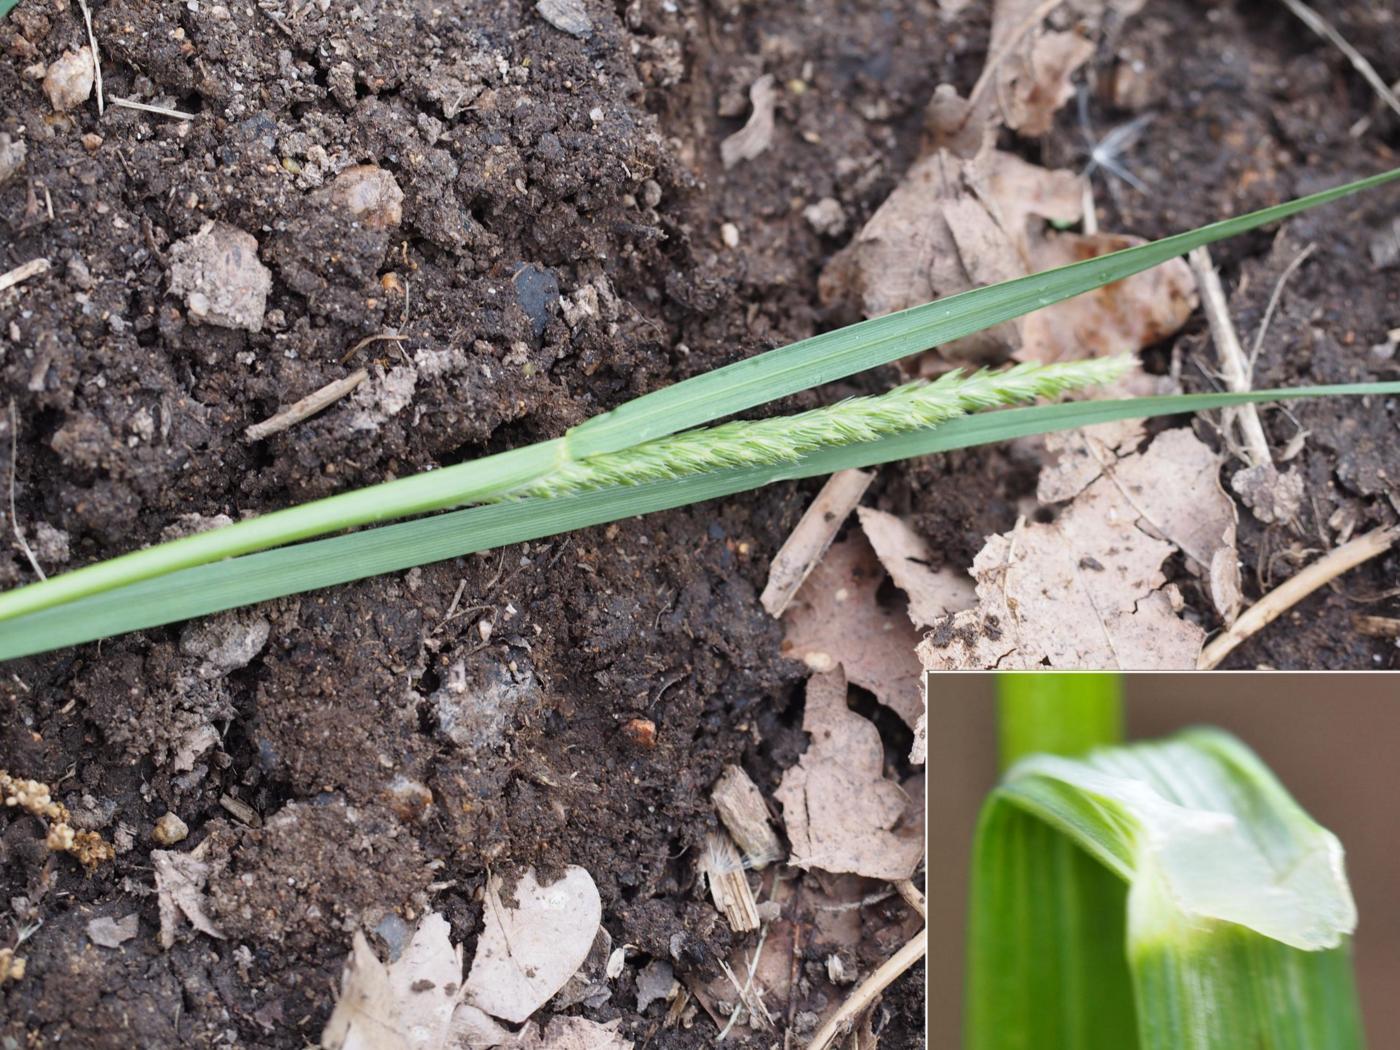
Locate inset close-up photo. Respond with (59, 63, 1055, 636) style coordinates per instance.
(929, 674, 1400, 1050)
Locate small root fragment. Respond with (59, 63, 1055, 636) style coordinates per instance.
(805, 929, 926, 1050)
(1199, 526, 1399, 668)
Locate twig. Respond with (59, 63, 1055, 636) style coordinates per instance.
(1279, 0, 1400, 124)
(716, 924, 773, 1041)
(74, 0, 104, 115)
(761, 469, 873, 617)
(805, 930, 927, 1050)
(1198, 525, 1399, 668)
(893, 879, 926, 920)
(1188, 246, 1272, 468)
(7, 401, 45, 581)
(1353, 614, 1400, 638)
(108, 96, 197, 120)
(244, 369, 368, 441)
(339, 331, 408, 364)
(1248, 242, 1316, 376)
(0, 258, 51, 294)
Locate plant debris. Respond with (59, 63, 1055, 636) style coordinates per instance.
(699, 831, 761, 933)
(856, 507, 976, 627)
(153, 842, 224, 950)
(86, 913, 139, 949)
(464, 866, 602, 1024)
(780, 531, 924, 731)
(721, 74, 778, 170)
(775, 670, 924, 881)
(711, 764, 784, 868)
(322, 913, 467, 1050)
(921, 422, 1238, 668)
(761, 469, 873, 618)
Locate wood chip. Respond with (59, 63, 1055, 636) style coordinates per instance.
(245, 369, 368, 441)
(1354, 615, 1400, 638)
(699, 832, 760, 933)
(711, 765, 783, 868)
(761, 469, 873, 617)
(218, 793, 261, 827)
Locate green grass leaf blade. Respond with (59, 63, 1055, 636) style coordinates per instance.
(970, 728, 1364, 1050)
(567, 168, 1400, 457)
(2, 382, 1399, 659)
(967, 801, 1138, 1050)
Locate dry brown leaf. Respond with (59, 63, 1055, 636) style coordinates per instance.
(989, 23, 1094, 136)
(780, 532, 923, 731)
(465, 866, 602, 1024)
(775, 670, 924, 881)
(1018, 232, 1198, 364)
(720, 75, 777, 169)
(86, 913, 139, 949)
(856, 507, 976, 628)
(516, 1017, 633, 1050)
(819, 148, 1082, 365)
(920, 426, 1236, 669)
(323, 914, 467, 1050)
(153, 843, 224, 950)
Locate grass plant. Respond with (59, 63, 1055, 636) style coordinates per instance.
(2, 169, 1399, 657)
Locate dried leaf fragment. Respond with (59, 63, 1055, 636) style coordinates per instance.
(781, 533, 924, 731)
(153, 844, 224, 949)
(856, 507, 976, 628)
(465, 866, 602, 1024)
(86, 913, 139, 949)
(921, 426, 1232, 669)
(720, 75, 777, 169)
(517, 1017, 633, 1050)
(775, 670, 924, 881)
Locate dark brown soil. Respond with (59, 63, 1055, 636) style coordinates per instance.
(1, 0, 1398, 1045)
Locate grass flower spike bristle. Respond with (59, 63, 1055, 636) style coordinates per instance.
(510, 356, 1132, 500)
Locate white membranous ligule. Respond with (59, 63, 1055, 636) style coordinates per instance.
(507, 355, 1132, 500)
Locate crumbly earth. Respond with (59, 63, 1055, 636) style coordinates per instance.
(0, 0, 1397, 1045)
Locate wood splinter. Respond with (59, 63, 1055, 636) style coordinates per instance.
(711, 764, 784, 869)
(699, 831, 760, 933)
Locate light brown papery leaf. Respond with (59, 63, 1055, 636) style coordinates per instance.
(819, 148, 1082, 365)
(856, 507, 976, 628)
(1017, 232, 1198, 364)
(516, 1017, 633, 1050)
(920, 426, 1235, 669)
(465, 866, 602, 1025)
(720, 74, 777, 169)
(323, 914, 467, 1050)
(775, 670, 924, 881)
(780, 532, 924, 731)
(153, 844, 224, 950)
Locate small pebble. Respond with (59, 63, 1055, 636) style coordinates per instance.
(803, 197, 846, 237)
(152, 812, 188, 846)
(536, 0, 592, 36)
(169, 222, 272, 332)
(0, 134, 26, 186)
(621, 717, 657, 749)
(328, 165, 403, 229)
(43, 49, 94, 113)
(720, 222, 740, 248)
(81, 133, 103, 153)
